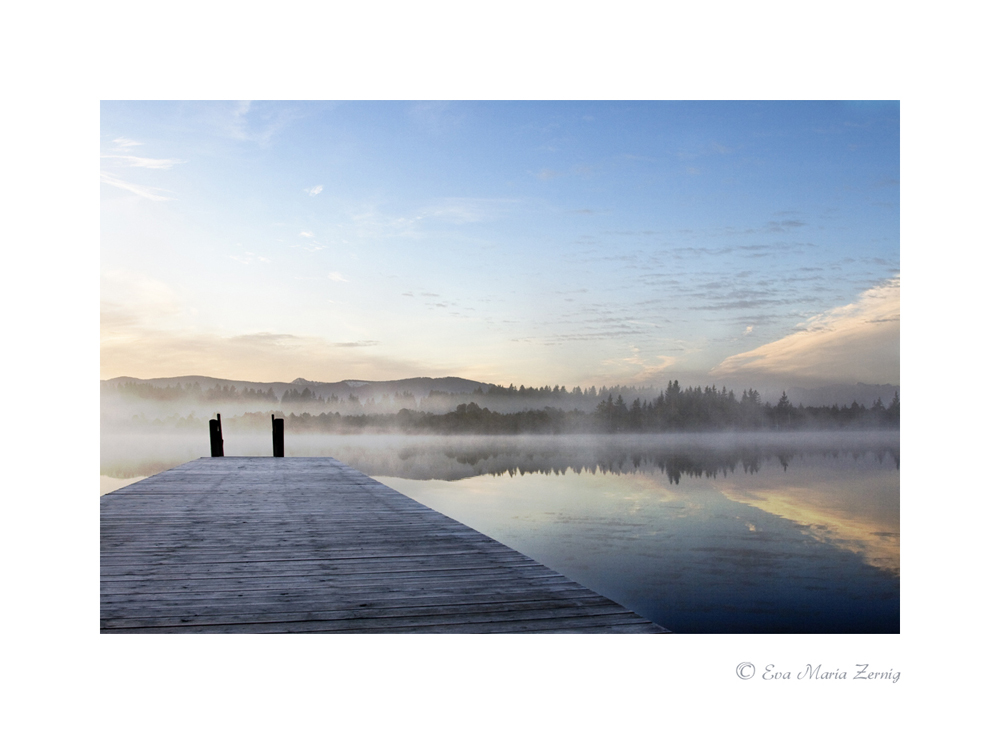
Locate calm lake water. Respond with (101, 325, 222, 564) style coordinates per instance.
(101, 431, 899, 633)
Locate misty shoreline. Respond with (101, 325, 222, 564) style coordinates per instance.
(101, 430, 900, 481)
(102, 377, 900, 433)
(105, 398, 900, 435)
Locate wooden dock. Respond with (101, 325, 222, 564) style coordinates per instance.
(101, 457, 667, 633)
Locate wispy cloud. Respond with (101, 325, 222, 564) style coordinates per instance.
(762, 219, 806, 232)
(226, 101, 300, 146)
(101, 137, 180, 199)
(289, 230, 327, 252)
(102, 154, 182, 169)
(328, 272, 348, 282)
(419, 198, 512, 224)
(100, 171, 173, 201)
(230, 251, 271, 265)
(533, 165, 594, 181)
(306, 185, 323, 196)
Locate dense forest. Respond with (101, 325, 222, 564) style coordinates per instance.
(107, 379, 899, 433)
(274, 384, 899, 433)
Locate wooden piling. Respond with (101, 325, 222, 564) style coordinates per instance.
(272, 414, 284, 457)
(209, 413, 224, 457)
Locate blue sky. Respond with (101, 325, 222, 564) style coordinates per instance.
(100, 101, 899, 389)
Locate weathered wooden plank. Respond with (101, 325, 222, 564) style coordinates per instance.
(99, 571, 572, 595)
(101, 596, 630, 628)
(102, 564, 542, 579)
(102, 608, 656, 634)
(100, 457, 667, 633)
(100, 572, 562, 592)
(100, 581, 594, 607)
(100, 590, 605, 617)
(101, 586, 603, 618)
(99, 549, 535, 566)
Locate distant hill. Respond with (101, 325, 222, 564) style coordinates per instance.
(100, 375, 494, 401)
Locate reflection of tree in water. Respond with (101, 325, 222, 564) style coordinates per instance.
(430, 441, 898, 485)
(101, 433, 900, 483)
(881, 448, 901, 469)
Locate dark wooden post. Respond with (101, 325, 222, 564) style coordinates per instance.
(272, 414, 284, 457)
(209, 413, 224, 457)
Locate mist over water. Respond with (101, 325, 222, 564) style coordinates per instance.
(101, 430, 898, 480)
(101, 430, 899, 633)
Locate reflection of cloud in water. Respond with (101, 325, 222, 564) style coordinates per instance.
(717, 475, 899, 575)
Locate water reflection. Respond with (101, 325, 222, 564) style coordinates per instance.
(717, 469, 900, 575)
(379, 454, 899, 633)
(100, 431, 899, 633)
(101, 430, 897, 478)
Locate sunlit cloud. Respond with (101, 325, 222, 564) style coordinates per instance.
(299, 231, 314, 237)
(100, 327, 428, 383)
(100, 171, 173, 201)
(631, 355, 678, 383)
(112, 137, 142, 148)
(599, 351, 678, 384)
(328, 272, 348, 282)
(710, 277, 900, 385)
(101, 270, 183, 332)
(306, 185, 323, 196)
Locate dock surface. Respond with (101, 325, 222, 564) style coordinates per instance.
(101, 457, 667, 633)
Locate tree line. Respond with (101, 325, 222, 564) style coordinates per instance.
(215, 387, 898, 434)
(592, 381, 900, 431)
(106, 379, 899, 433)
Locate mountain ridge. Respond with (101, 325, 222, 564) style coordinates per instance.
(100, 375, 493, 400)
(101, 375, 899, 407)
